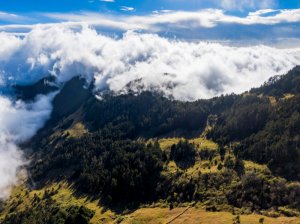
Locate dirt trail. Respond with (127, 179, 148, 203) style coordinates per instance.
(166, 206, 191, 224)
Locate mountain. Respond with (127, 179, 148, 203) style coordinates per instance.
(250, 66, 300, 97)
(14, 76, 59, 101)
(1, 67, 300, 224)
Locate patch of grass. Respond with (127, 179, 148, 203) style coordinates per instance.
(190, 137, 218, 151)
(244, 160, 271, 175)
(164, 158, 220, 177)
(268, 96, 277, 105)
(64, 122, 88, 139)
(165, 161, 178, 174)
(278, 207, 300, 217)
(47, 182, 116, 223)
(158, 137, 218, 151)
(158, 138, 183, 151)
(122, 207, 300, 224)
(160, 137, 220, 176)
(283, 93, 295, 100)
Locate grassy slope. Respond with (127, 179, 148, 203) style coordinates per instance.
(159, 137, 220, 175)
(0, 183, 300, 224)
(123, 207, 300, 224)
(63, 122, 88, 139)
(0, 182, 116, 224)
(2, 182, 299, 224)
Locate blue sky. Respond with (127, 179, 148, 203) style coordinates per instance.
(0, 0, 300, 45)
(1, 0, 299, 17)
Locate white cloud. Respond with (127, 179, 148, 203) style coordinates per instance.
(0, 11, 27, 23)
(1, 25, 300, 100)
(248, 9, 278, 16)
(126, 8, 300, 28)
(0, 95, 54, 142)
(0, 94, 54, 199)
(0, 139, 24, 199)
(31, 8, 300, 31)
(0, 9, 300, 43)
(0, 32, 21, 60)
(153, 10, 174, 14)
(0, 33, 55, 199)
(0, 11, 18, 19)
(100, 0, 115, 2)
(120, 6, 135, 12)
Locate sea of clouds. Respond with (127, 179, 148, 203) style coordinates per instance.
(0, 24, 300, 199)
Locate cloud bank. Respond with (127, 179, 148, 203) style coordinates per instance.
(1, 25, 300, 100)
(0, 24, 300, 199)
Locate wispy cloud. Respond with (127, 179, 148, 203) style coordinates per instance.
(152, 10, 174, 14)
(31, 8, 300, 41)
(100, 0, 115, 2)
(219, 0, 277, 11)
(0, 11, 28, 23)
(120, 6, 135, 12)
(40, 9, 300, 28)
(0, 9, 300, 44)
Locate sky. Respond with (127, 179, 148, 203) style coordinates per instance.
(0, 0, 300, 200)
(0, 0, 300, 44)
(0, 0, 299, 15)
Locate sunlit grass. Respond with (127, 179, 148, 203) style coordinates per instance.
(158, 137, 218, 151)
(122, 207, 300, 224)
(64, 122, 88, 139)
(0, 182, 115, 224)
(283, 93, 295, 100)
(244, 160, 270, 174)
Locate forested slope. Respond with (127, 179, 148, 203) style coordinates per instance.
(1, 67, 300, 223)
